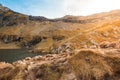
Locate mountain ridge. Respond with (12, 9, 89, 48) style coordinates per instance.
(1, 4, 120, 27)
(0, 4, 120, 53)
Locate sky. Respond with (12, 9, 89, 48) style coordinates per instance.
(0, 0, 120, 18)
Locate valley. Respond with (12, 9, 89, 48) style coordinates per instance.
(0, 4, 120, 80)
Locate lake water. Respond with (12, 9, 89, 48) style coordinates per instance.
(0, 49, 40, 63)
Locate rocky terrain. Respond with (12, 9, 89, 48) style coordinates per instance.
(0, 4, 120, 80)
(0, 42, 120, 80)
(0, 4, 120, 53)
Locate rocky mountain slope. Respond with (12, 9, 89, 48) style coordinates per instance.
(0, 4, 28, 27)
(0, 4, 120, 53)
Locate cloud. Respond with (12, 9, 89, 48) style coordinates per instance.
(25, 0, 120, 18)
(62, 0, 89, 15)
(61, 0, 120, 16)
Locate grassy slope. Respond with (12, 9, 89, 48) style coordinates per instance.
(0, 10, 120, 52)
(0, 41, 20, 49)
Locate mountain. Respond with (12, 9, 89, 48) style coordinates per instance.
(0, 4, 9, 11)
(0, 4, 120, 80)
(0, 4, 120, 53)
(0, 4, 28, 27)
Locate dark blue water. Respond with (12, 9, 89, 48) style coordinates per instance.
(0, 49, 40, 63)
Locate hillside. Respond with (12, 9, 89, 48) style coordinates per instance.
(0, 4, 120, 53)
(0, 4, 29, 27)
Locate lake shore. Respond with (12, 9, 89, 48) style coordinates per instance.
(0, 49, 120, 80)
(0, 41, 20, 49)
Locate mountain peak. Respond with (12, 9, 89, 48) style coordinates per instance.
(0, 4, 9, 11)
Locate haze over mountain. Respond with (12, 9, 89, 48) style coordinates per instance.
(1, 0, 120, 18)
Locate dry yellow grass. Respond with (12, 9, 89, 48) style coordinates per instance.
(0, 41, 20, 49)
(0, 10, 120, 52)
(68, 49, 113, 80)
(1, 19, 120, 51)
(32, 38, 53, 53)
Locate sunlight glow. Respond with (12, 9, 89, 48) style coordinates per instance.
(1, 0, 120, 18)
(62, 0, 120, 16)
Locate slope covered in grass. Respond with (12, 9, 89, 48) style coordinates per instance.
(0, 4, 120, 53)
(0, 49, 120, 80)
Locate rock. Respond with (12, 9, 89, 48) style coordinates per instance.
(62, 73, 77, 80)
(89, 45, 97, 49)
(99, 41, 110, 48)
(25, 57, 31, 61)
(56, 58, 67, 63)
(99, 40, 120, 49)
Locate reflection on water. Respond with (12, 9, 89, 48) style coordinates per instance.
(0, 49, 40, 63)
